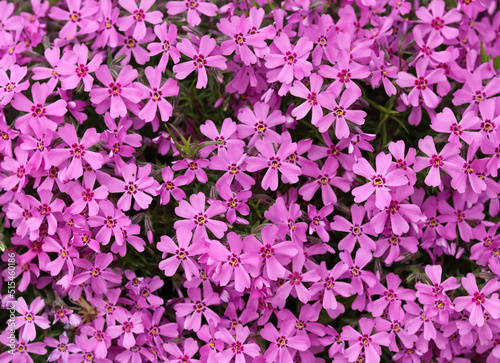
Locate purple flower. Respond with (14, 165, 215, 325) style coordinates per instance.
(148, 22, 181, 72)
(58, 44, 103, 92)
(173, 36, 227, 89)
(331, 204, 376, 253)
(106, 310, 144, 349)
(166, 0, 217, 27)
(71, 253, 121, 294)
(341, 317, 390, 363)
(261, 319, 310, 363)
(174, 288, 220, 332)
(15, 297, 50, 342)
(116, 0, 163, 41)
(214, 325, 261, 362)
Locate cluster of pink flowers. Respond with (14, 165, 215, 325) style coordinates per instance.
(1, 0, 500, 362)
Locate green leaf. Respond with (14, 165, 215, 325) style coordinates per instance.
(494, 55, 500, 70)
(480, 41, 490, 64)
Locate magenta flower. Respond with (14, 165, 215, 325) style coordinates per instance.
(174, 288, 220, 332)
(158, 166, 188, 205)
(164, 338, 201, 363)
(67, 173, 108, 215)
(87, 200, 131, 246)
(0, 64, 29, 106)
(374, 233, 419, 265)
(341, 318, 390, 363)
(166, 0, 217, 27)
(210, 145, 255, 189)
(43, 228, 78, 277)
(79, 316, 111, 358)
(89, 65, 142, 118)
(310, 261, 352, 311)
(0, 147, 31, 192)
(299, 157, 350, 206)
(214, 325, 261, 362)
(331, 204, 376, 253)
(30, 189, 65, 237)
(217, 8, 268, 65)
(307, 204, 334, 242)
(452, 73, 500, 112)
(264, 33, 313, 87)
(218, 186, 251, 225)
(413, 136, 462, 187)
(58, 44, 103, 92)
(15, 297, 50, 342)
(430, 108, 480, 145)
(290, 73, 325, 124)
(415, 0, 461, 39)
(148, 22, 181, 72)
(237, 101, 285, 147)
(11, 82, 67, 135)
(261, 319, 310, 363)
(137, 66, 178, 122)
(158, 229, 205, 280)
(246, 138, 302, 191)
(48, 0, 98, 40)
(368, 273, 416, 317)
(174, 192, 227, 241)
(48, 124, 104, 181)
(396, 58, 446, 108)
(173, 36, 227, 89)
(107, 311, 144, 349)
(352, 152, 408, 210)
(106, 162, 159, 211)
(200, 118, 244, 157)
(454, 273, 500, 327)
(116, 0, 163, 41)
(71, 253, 121, 294)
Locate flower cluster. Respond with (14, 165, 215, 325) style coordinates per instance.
(1, 0, 500, 362)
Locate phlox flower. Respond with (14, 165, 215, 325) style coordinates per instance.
(106, 311, 144, 349)
(217, 7, 268, 65)
(316, 88, 367, 138)
(453, 273, 500, 327)
(89, 65, 142, 119)
(307, 204, 334, 242)
(339, 249, 378, 296)
(369, 50, 398, 96)
(174, 192, 227, 241)
(115, 29, 155, 65)
(19, 130, 53, 171)
(413, 135, 461, 188)
(158, 229, 204, 280)
(237, 101, 285, 147)
(246, 138, 302, 191)
(148, 22, 181, 72)
(243, 225, 298, 281)
(260, 319, 310, 363)
(48, 123, 104, 181)
(174, 288, 220, 332)
(218, 185, 251, 225)
(331, 204, 376, 253)
(58, 43, 103, 92)
(477, 99, 500, 139)
(438, 193, 484, 242)
(341, 317, 390, 363)
(206, 232, 253, 292)
(310, 261, 352, 311)
(264, 33, 313, 94)
(396, 58, 445, 108)
(45, 333, 78, 362)
(430, 108, 480, 146)
(374, 233, 419, 265)
(48, 0, 99, 40)
(106, 161, 159, 211)
(30, 189, 65, 237)
(116, 0, 163, 41)
(173, 35, 227, 89)
(15, 297, 50, 342)
(200, 118, 244, 157)
(415, 0, 461, 39)
(94, 0, 120, 48)
(142, 306, 178, 347)
(166, 0, 217, 27)
(374, 301, 416, 351)
(87, 200, 131, 246)
(157, 166, 188, 205)
(79, 316, 111, 359)
(0, 337, 46, 363)
(452, 73, 500, 112)
(43, 228, 78, 277)
(71, 253, 121, 294)
(214, 325, 261, 363)
(264, 197, 308, 243)
(0, 64, 29, 106)
(368, 273, 416, 317)
(11, 81, 67, 135)
(388, 140, 417, 185)
(352, 152, 408, 210)
(0, 147, 31, 192)
(290, 73, 325, 124)
(67, 173, 108, 215)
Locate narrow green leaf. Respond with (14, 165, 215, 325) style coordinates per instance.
(480, 41, 489, 64)
(494, 55, 500, 70)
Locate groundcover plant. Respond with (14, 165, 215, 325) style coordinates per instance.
(1, 0, 500, 361)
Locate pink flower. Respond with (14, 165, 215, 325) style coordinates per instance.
(174, 192, 227, 241)
(106, 162, 159, 211)
(352, 152, 408, 210)
(430, 107, 480, 146)
(173, 288, 220, 332)
(200, 118, 244, 157)
(331, 204, 376, 253)
(166, 0, 218, 27)
(48, 0, 99, 40)
(0, 64, 29, 106)
(71, 253, 121, 294)
(264, 33, 313, 91)
(43, 228, 78, 277)
(454, 273, 500, 327)
(173, 36, 227, 89)
(246, 138, 302, 191)
(58, 44, 103, 92)
(87, 200, 131, 246)
(15, 297, 50, 342)
(415, 0, 461, 39)
(341, 317, 390, 363)
(261, 319, 310, 363)
(106, 310, 144, 349)
(310, 261, 352, 311)
(413, 135, 462, 187)
(157, 166, 188, 205)
(237, 101, 285, 147)
(217, 8, 268, 65)
(48, 123, 104, 181)
(116, 0, 163, 41)
(214, 325, 261, 362)
(67, 173, 108, 215)
(11, 82, 67, 135)
(396, 58, 446, 108)
(210, 145, 255, 189)
(147, 22, 181, 72)
(290, 73, 325, 124)
(89, 65, 142, 118)
(158, 229, 204, 280)
(307, 204, 334, 242)
(164, 338, 201, 363)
